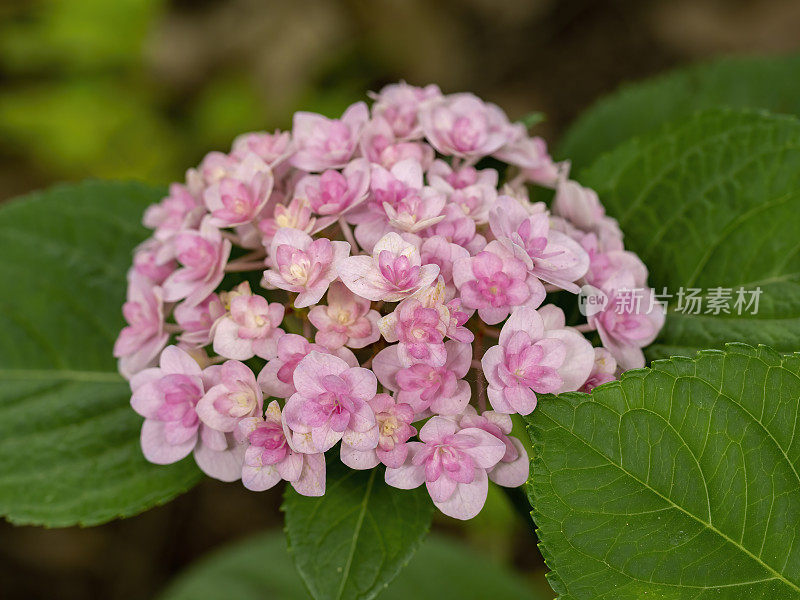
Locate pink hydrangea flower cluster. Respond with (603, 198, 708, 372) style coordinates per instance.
(117, 82, 664, 520)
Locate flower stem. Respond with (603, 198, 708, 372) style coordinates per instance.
(574, 323, 596, 333)
(225, 260, 265, 272)
(474, 330, 487, 412)
(221, 231, 242, 245)
(479, 324, 500, 338)
(338, 217, 358, 250)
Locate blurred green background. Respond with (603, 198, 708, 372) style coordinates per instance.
(2, 0, 797, 202)
(1, 1, 799, 598)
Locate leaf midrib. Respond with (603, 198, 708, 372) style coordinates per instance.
(334, 467, 377, 600)
(541, 402, 800, 594)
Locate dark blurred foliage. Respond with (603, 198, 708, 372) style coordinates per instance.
(1, 1, 799, 598)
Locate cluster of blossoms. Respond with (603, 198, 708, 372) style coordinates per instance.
(116, 83, 663, 519)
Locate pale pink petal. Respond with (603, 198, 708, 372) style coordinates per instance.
(502, 385, 538, 416)
(434, 469, 488, 520)
(426, 474, 457, 503)
(340, 367, 378, 402)
(140, 419, 195, 464)
(371, 345, 403, 391)
(489, 437, 529, 487)
(429, 380, 471, 415)
(445, 340, 472, 378)
(242, 464, 282, 491)
(418, 416, 457, 443)
(480, 345, 506, 389)
(291, 453, 326, 497)
(196, 386, 238, 432)
(487, 385, 514, 414)
(194, 441, 244, 482)
(257, 360, 295, 398)
(457, 428, 506, 469)
(212, 317, 254, 360)
(385, 444, 426, 489)
(342, 423, 379, 452)
(293, 351, 348, 396)
(160, 345, 202, 376)
(500, 306, 544, 346)
(276, 452, 304, 482)
(546, 328, 595, 392)
(340, 444, 380, 470)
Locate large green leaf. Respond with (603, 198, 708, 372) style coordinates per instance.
(158, 531, 539, 600)
(0, 180, 202, 527)
(527, 344, 800, 599)
(580, 109, 800, 359)
(283, 461, 434, 600)
(558, 53, 800, 170)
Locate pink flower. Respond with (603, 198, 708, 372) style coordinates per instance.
(263, 228, 350, 307)
(197, 360, 263, 432)
(373, 340, 471, 415)
(429, 205, 487, 255)
(589, 285, 664, 370)
(489, 196, 589, 293)
(295, 158, 370, 216)
(308, 281, 380, 350)
(350, 160, 446, 250)
(213, 286, 285, 360)
(429, 166, 498, 224)
(420, 235, 471, 288)
(552, 179, 606, 231)
(428, 159, 498, 190)
(370, 82, 442, 139)
(385, 416, 505, 520)
(359, 117, 434, 169)
(114, 272, 169, 378)
(132, 238, 176, 285)
(258, 333, 357, 398)
(283, 351, 379, 453)
(443, 297, 474, 343)
(162, 218, 232, 307)
(174, 293, 225, 348)
(452, 241, 545, 325)
(290, 102, 369, 172)
(338, 232, 439, 302)
(190, 151, 239, 190)
(481, 307, 594, 415)
(231, 130, 292, 166)
(389, 298, 447, 367)
(236, 401, 326, 496)
(579, 348, 617, 392)
(377, 277, 471, 343)
(494, 124, 559, 187)
(258, 197, 318, 240)
(581, 234, 648, 291)
(419, 93, 512, 158)
(204, 153, 274, 227)
(340, 393, 416, 470)
(458, 407, 529, 488)
(130, 346, 244, 481)
(143, 183, 202, 239)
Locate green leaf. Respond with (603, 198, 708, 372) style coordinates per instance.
(0, 180, 202, 527)
(282, 461, 434, 600)
(580, 109, 800, 359)
(527, 343, 800, 599)
(559, 53, 800, 170)
(158, 531, 538, 600)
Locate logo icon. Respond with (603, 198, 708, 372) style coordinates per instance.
(578, 285, 608, 317)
